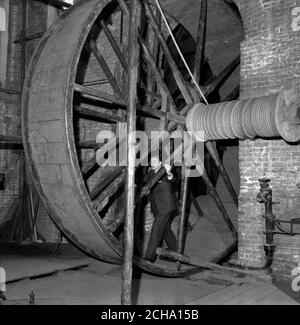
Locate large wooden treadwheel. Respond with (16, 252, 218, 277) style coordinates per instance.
(22, 0, 240, 277)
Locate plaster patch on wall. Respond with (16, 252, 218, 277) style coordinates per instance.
(0, 7, 5, 31)
(292, 7, 300, 31)
(259, 0, 279, 9)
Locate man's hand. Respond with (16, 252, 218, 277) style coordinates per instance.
(164, 164, 173, 180)
(164, 164, 172, 175)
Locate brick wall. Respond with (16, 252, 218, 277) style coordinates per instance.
(235, 0, 300, 279)
(0, 0, 22, 225)
(0, 0, 62, 243)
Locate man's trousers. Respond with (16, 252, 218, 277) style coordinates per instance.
(144, 212, 177, 262)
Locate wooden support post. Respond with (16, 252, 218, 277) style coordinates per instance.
(121, 0, 139, 306)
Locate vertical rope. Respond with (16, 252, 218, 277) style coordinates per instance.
(154, 0, 209, 105)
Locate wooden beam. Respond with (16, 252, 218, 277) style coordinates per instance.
(73, 83, 125, 106)
(14, 31, 44, 44)
(224, 85, 240, 101)
(33, 0, 72, 9)
(0, 87, 20, 95)
(193, 0, 207, 84)
(93, 169, 126, 212)
(202, 168, 237, 237)
(121, 0, 139, 306)
(100, 20, 128, 71)
(0, 135, 23, 145)
(90, 167, 124, 201)
(204, 56, 240, 96)
(205, 141, 238, 207)
(74, 105, 123, 123)
(139, 38, 178, 113)
(89, 40, 123, 98)
(144, 1, 193, 106)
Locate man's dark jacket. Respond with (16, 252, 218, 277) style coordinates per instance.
(145, 170, 178, 216)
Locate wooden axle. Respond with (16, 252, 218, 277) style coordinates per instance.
(186, 88, 300, 143)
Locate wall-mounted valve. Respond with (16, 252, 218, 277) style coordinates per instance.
(257, 178, 300, 267)
(257, 178, 276, 263)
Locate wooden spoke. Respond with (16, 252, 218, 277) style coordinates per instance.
(106, 210, 125, 233)
(91, 167, 124, 201)
(78, 141, 98, 149)
(205, 141, 238, 207)
(100, 20, 128, 71)
(144, 1, 194, 106)
(204, 55, 240, 96)
(137, 104, 185, 124)
(74, 83, 126, 106)
(202, 168, 237, 237)
(89, 40, 124, 98)
(224, 85, 240, 101)
(138, 86, 162, 101)
(116, 0, 179, 114)
(139, 38, 178, 113)
(93, 169, 126, 212)
(75, 102, 182, 125)
(74, 105, 123, 123)
(146, 8, 161, 106)
(83, 79, 110, 86)
(81, 156, 98, 178)
(0, 135, 23, 144)
(194, 0, 207, 84)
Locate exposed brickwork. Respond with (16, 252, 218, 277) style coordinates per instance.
(235, 0, 300, 279)
(0, 0, 22, 224)
(0, 1, 61, 242)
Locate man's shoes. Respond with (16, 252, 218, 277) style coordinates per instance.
(143, 254, 157, 263)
